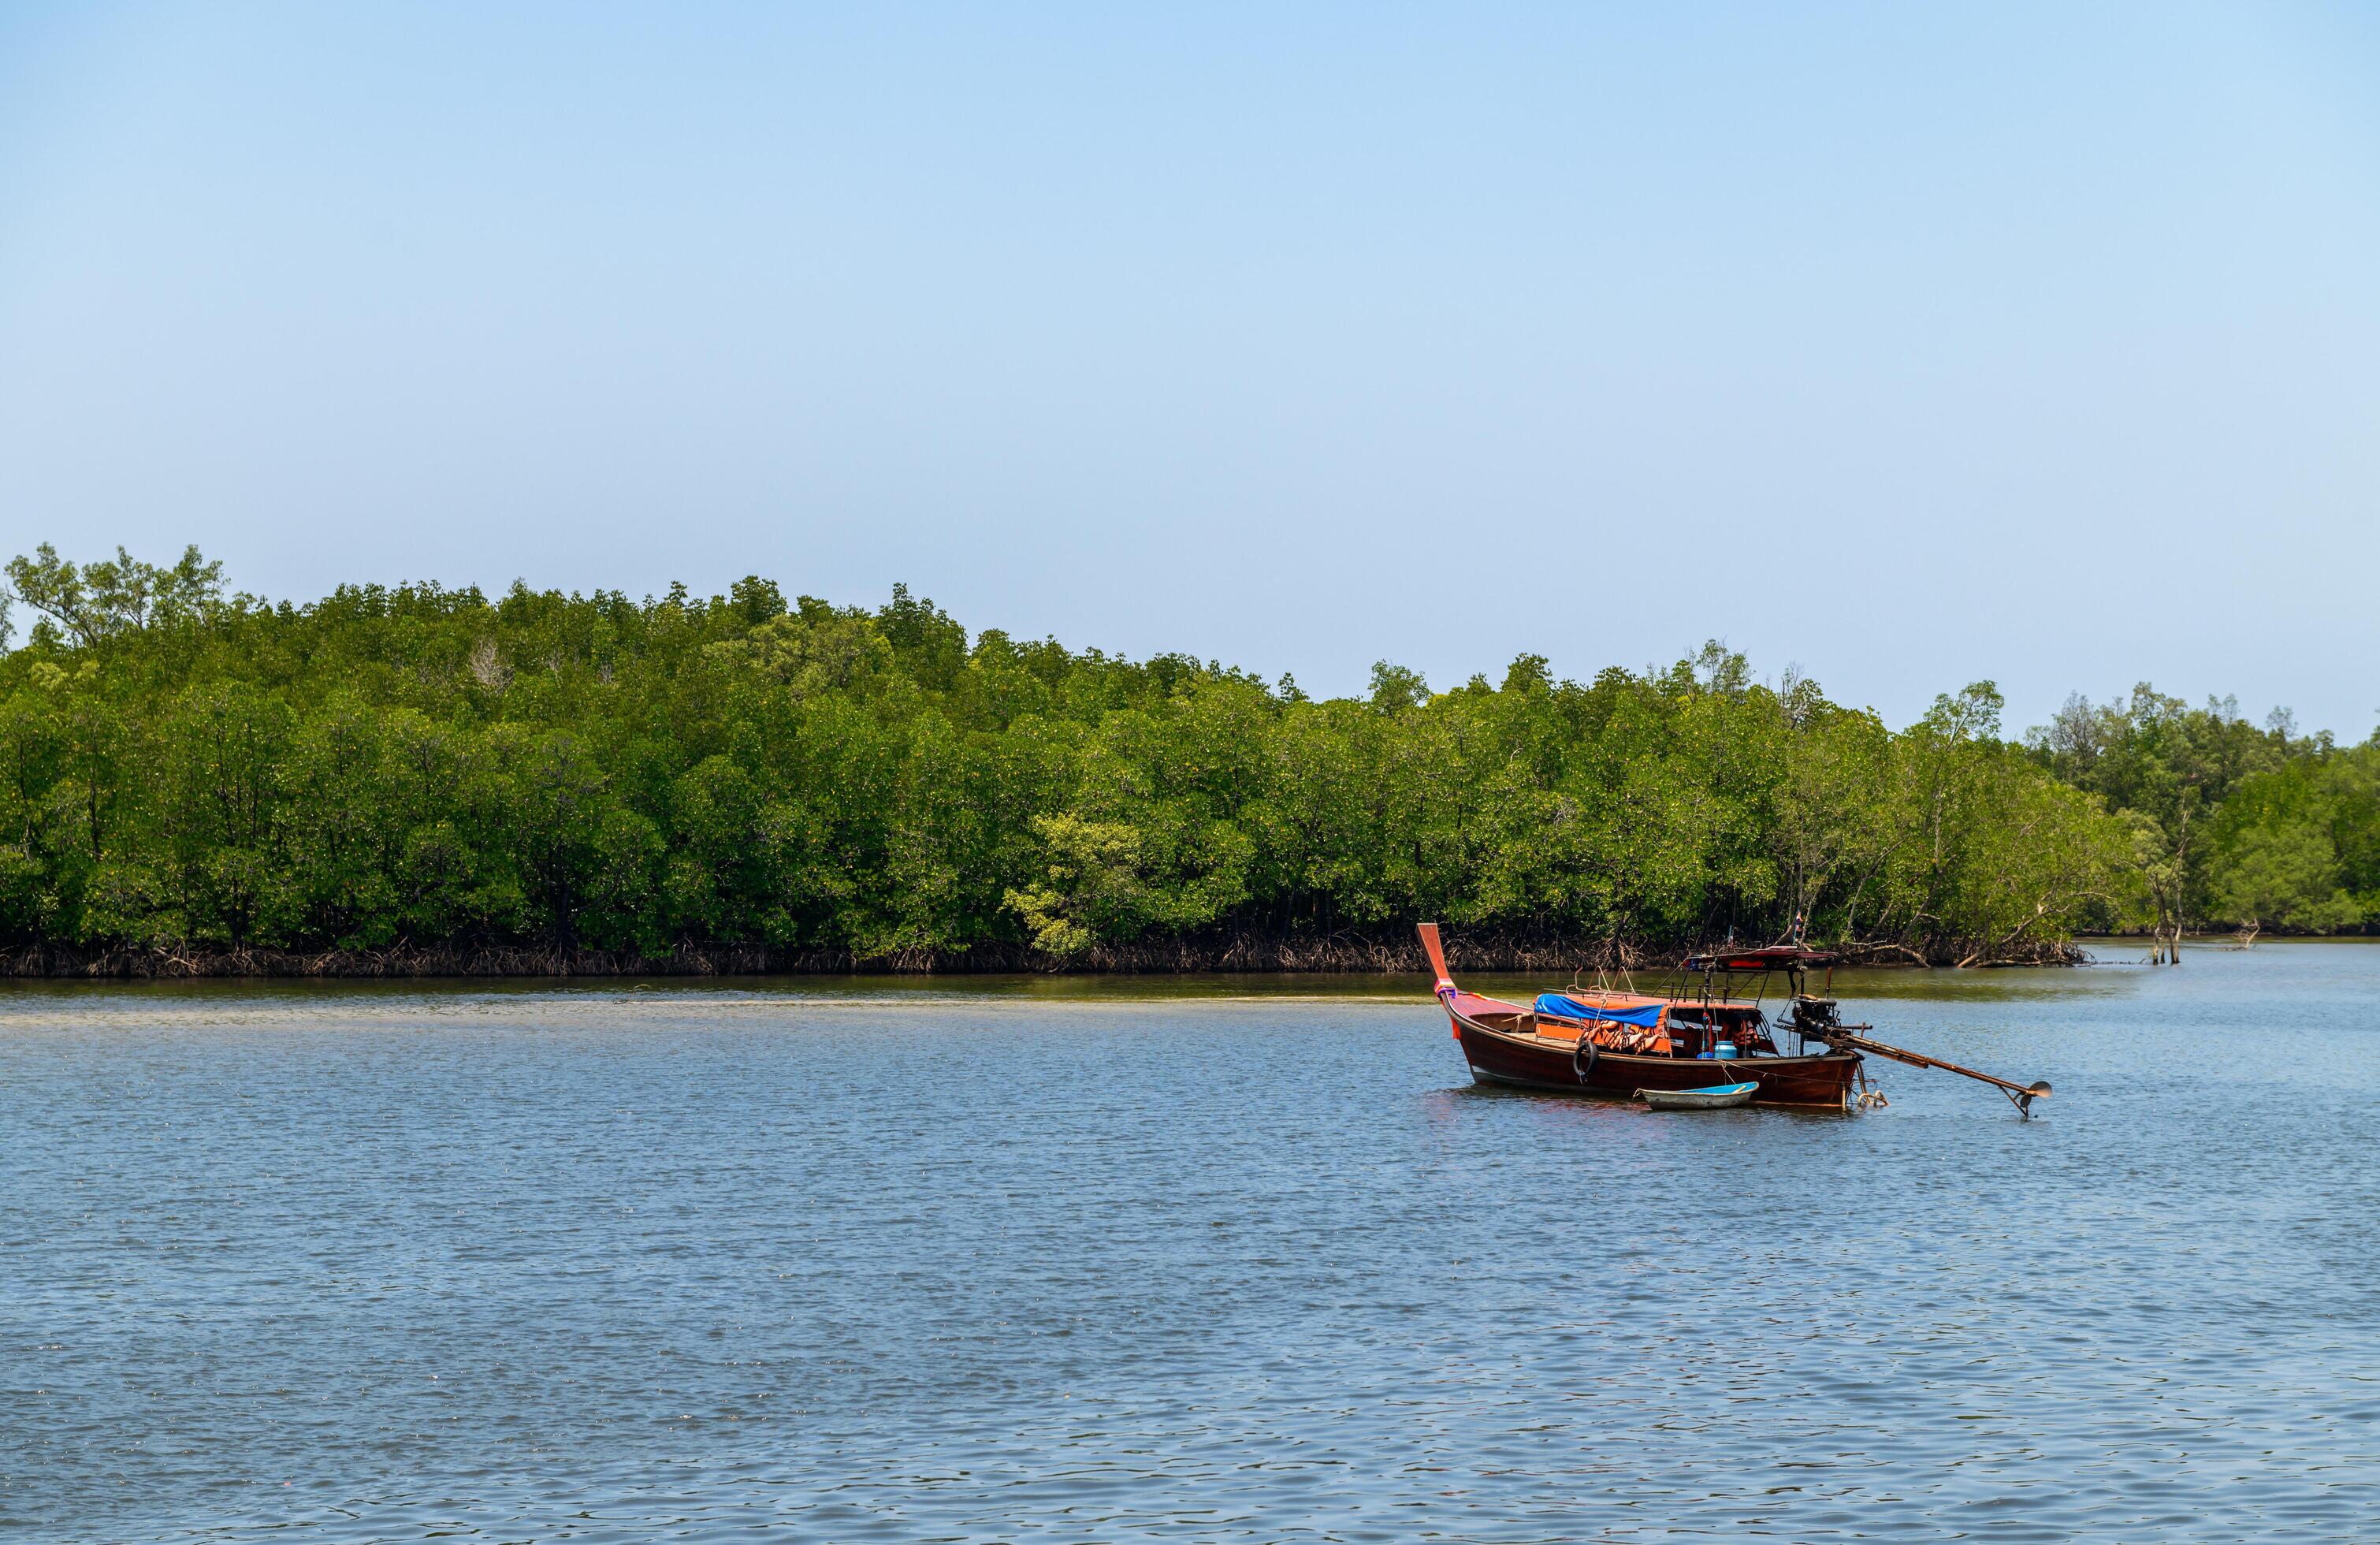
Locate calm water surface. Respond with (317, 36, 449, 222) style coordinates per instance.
(6, 944, 2380, 1541)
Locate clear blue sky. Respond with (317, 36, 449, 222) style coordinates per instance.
(3, 2, 2375, 735)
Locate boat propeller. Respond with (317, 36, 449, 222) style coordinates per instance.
(1805, 1026, 2053, 1119)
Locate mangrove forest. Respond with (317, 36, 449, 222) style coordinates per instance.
(0, 542, 2371, 974)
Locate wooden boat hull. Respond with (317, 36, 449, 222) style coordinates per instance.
(1455, 1015, 1860, 1110)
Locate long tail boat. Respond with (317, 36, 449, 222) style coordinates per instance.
(1419, 922, 2053, 1116)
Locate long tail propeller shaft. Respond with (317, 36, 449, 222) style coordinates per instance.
(1812, 1028, 2052, 1118)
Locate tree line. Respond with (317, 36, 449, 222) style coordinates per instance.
(0, 542, 2367, 971)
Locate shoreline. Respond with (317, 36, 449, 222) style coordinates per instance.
(0, 933, 2095, 979)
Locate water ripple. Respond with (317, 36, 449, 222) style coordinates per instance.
(5, 947, 2380, 1539)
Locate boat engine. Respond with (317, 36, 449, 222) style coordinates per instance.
(1785, 995, 1839, 1043)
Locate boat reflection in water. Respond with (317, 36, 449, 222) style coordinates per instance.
(1419, 922, 2052, 1117)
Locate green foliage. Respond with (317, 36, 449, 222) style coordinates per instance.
(2030, 687, 2372, 934)
(6, 543, 225, 647)
(2193, 746, 2380, 931)
(2, 539, 2336, 964)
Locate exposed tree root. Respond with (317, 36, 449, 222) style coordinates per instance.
(0, 929, 2088, 978)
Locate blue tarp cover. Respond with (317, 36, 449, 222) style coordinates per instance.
(1534, 993, 1664, 1027)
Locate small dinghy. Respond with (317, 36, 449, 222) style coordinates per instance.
(1636, 1082, 1758, 1111)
